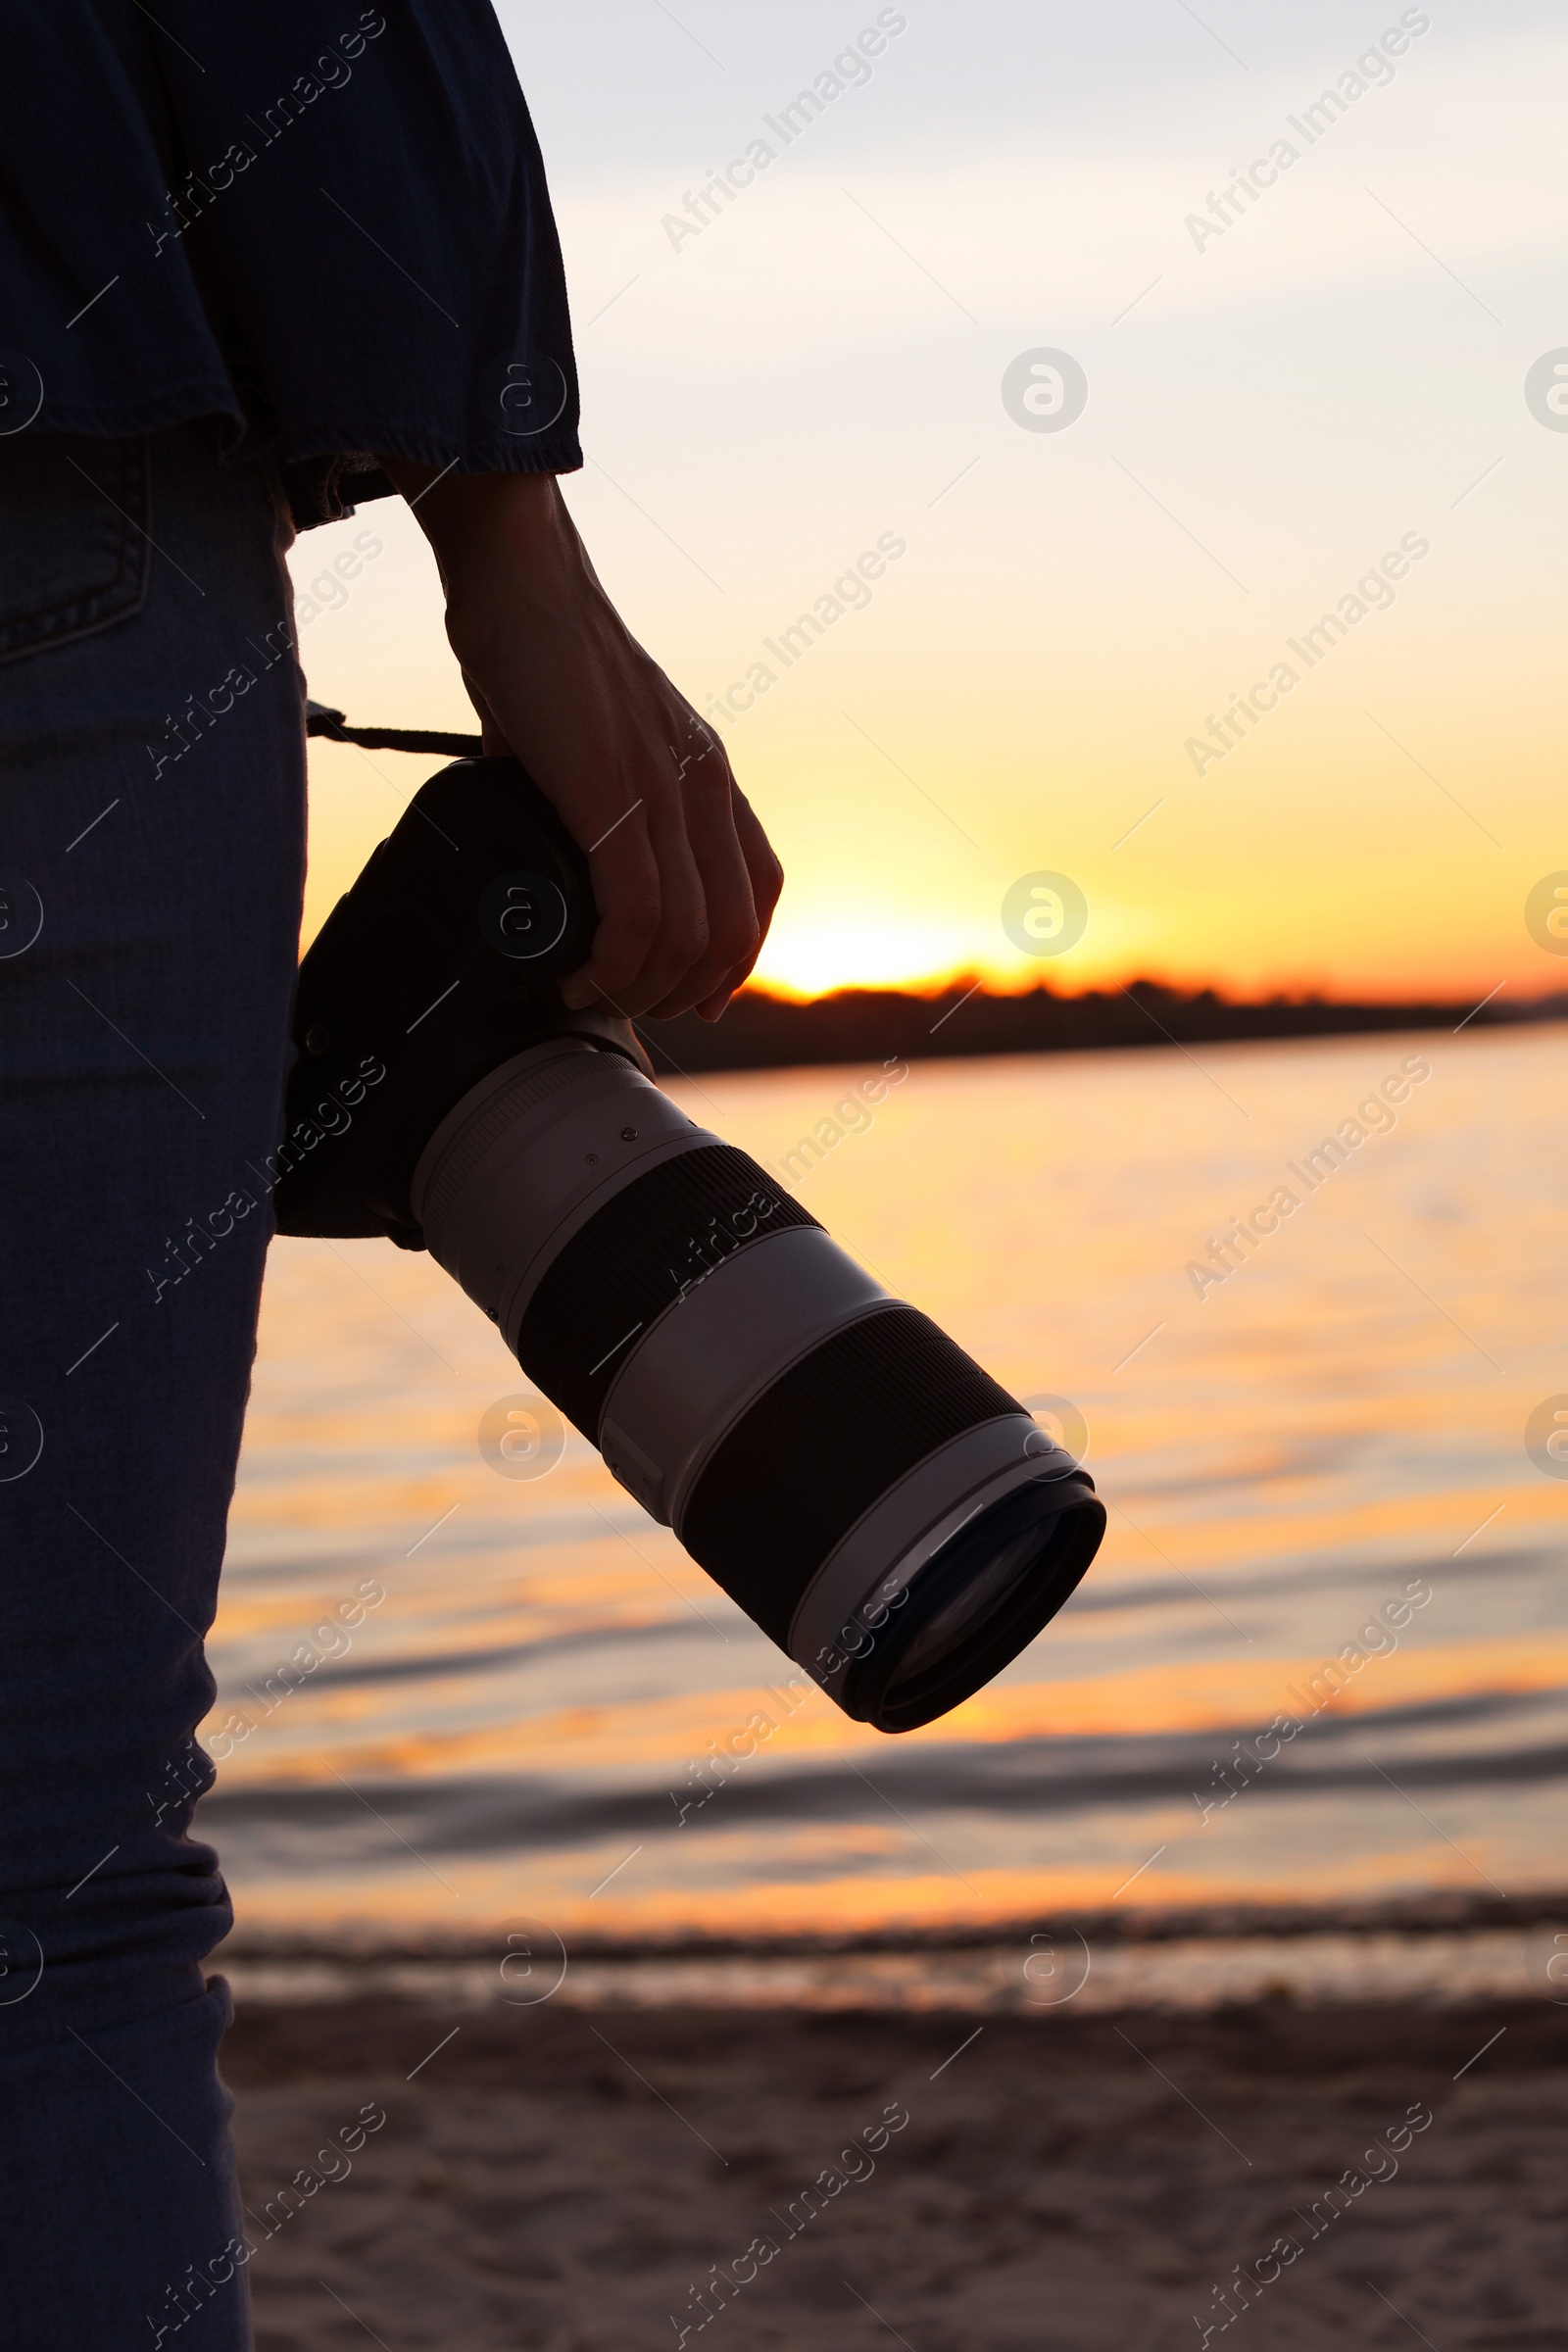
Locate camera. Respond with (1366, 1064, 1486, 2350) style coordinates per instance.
(273, 752, 1104, 1732)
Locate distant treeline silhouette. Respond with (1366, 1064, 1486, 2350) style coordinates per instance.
(641, 979, 1568, 1076)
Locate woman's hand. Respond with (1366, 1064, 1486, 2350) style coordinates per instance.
(373, 461, 781, 1021)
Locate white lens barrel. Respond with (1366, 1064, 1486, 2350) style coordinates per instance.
(598, 1226, 891, 1525)
(411, 1041, 716, 1334)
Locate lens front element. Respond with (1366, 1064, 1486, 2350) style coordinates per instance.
(839, 1476, 1104, 1733)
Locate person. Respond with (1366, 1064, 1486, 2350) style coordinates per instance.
(0, 5, 780, 2342)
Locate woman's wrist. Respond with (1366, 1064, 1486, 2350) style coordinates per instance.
(374, 459, 577, 589)
(370, 452, 781, 1017)
(375, 460, 607, 692)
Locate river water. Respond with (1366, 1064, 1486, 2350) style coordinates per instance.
(200, 1025, 1568, 1947)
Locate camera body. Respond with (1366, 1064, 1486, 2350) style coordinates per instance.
(274, 758, 1104, 1732)
(273, 756, 624, 1245)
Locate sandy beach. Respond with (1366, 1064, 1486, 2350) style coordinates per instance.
(224, 1976, 1567, 2352)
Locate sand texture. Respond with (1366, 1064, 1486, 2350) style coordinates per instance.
(221, 1994, 1568, 2352)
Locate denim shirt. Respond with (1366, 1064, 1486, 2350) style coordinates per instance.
(0, 0, 581, 526)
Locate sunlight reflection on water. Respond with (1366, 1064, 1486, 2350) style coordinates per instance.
(202, 1025, 1568, 1944)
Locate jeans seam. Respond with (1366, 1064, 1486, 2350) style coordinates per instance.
(0, 437, 152, 664)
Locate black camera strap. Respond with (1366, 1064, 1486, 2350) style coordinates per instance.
(305, 699, 483, 759)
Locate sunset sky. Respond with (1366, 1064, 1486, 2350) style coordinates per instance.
(294, 0, 1568, 1004)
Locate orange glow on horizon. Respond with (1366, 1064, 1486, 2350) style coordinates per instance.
(727, 970, 1561, 1011)
(300, 733, 1567, 1012)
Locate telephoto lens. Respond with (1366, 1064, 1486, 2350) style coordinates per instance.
(273, 752, 1105, 1732)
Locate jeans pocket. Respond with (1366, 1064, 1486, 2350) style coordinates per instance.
(0, 433, 150, 665)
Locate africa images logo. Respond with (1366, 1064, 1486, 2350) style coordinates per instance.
(1001, 349, 1089, 433)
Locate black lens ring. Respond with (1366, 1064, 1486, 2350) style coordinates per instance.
(680, 1306, 1027, 1646)
(516, 1145, 819, 1436)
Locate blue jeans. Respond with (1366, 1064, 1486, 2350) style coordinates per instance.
(0, 422, 306, 2349)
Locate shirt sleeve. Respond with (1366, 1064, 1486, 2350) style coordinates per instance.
(0, 1, 581, 526)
